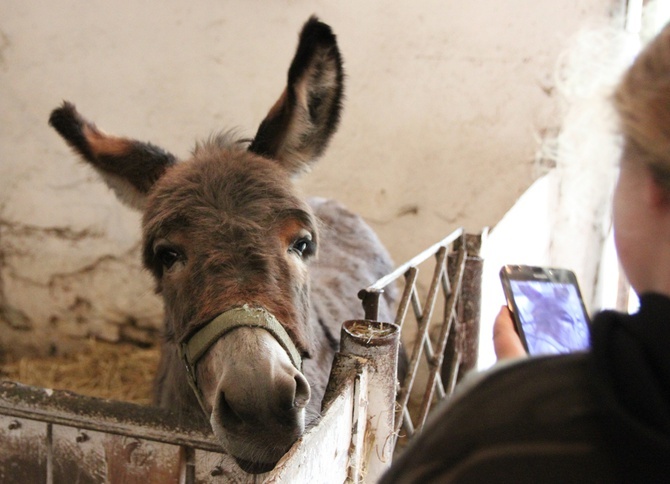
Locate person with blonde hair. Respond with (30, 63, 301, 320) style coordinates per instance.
(381, 21, 670, 484)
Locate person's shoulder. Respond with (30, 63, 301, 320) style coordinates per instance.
(380, 353, 616, 483)
(442, 352, 595, 435)
(396, 353, 598, 454)
(450, 352, 591, 404)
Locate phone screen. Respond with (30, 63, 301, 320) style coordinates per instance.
(501, 266, 591, 356)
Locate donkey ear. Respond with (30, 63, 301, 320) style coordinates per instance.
(49, 102, 177, 211)
(248, 16, 344, 176)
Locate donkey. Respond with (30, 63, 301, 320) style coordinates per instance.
(49, 17, 396, 473)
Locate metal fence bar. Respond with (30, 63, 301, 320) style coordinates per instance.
(46, 422, 53, 484)
(393, 291, 429, 438)
(411, 246, 449, 430)
(442, 337, 462, 396)
(359, 228, 485, 452)
(361, 228, 464, 294)
(416, 246, 466, 430)
(394, 267, 419, 329)
(397, 236, 461, 439)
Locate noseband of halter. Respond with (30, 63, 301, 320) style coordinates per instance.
(179, 305, 303, 414)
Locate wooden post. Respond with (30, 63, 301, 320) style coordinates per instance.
(442, 230, 486, 387)
(340, 320, 399, 483)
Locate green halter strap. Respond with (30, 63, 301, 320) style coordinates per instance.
(178, 305, 303, 414)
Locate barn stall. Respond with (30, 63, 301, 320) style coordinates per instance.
(0, 228, 484, 483)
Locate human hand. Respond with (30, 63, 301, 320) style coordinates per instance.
(493, 306, 527, 360)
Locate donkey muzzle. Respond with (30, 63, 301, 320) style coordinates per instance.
(178, 305, 303, 414)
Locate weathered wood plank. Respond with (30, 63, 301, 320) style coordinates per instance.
(42, 424, 187, 484)
(193, 450, 249, 483)
(267, 379, 354, 483)
(0, 381, 219, 451)
(0, 415, 48, 483)
(103, 434, 184, 483)
(52, 426, 107, 484)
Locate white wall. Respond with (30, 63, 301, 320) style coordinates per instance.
(0, 0, 618, 356)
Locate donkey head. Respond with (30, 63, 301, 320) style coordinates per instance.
(49, 17, 343, 472)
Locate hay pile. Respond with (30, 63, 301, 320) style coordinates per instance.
(0, 339, 160, 405)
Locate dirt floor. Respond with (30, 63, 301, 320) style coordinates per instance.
(0, 339, 160, 405)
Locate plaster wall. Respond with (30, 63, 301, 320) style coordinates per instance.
(0, 0, 618, 356)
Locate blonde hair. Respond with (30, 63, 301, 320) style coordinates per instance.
(614, 21, 670, 192)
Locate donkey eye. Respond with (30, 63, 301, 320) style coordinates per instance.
(290, 237, 315, 258)
(158, 249, 180, 268)
(154, 243, 183, 270)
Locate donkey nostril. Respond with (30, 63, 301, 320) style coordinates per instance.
(217, 391, 243, 425)
(293, 373, 310, 409)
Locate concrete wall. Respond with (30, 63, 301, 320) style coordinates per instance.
(0, 0, 618, 356)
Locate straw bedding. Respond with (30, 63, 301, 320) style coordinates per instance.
(0, 339, 160, 405)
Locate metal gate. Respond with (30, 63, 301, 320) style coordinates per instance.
(359, 228, 485, 450)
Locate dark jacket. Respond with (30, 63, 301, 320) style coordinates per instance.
(380, 293, 670, 483)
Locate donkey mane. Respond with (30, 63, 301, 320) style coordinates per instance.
(192, 130, 252, 157)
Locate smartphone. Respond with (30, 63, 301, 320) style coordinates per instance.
(499, 265, 591, 356)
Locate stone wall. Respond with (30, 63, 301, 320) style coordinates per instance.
(0, 0, 617, 357)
